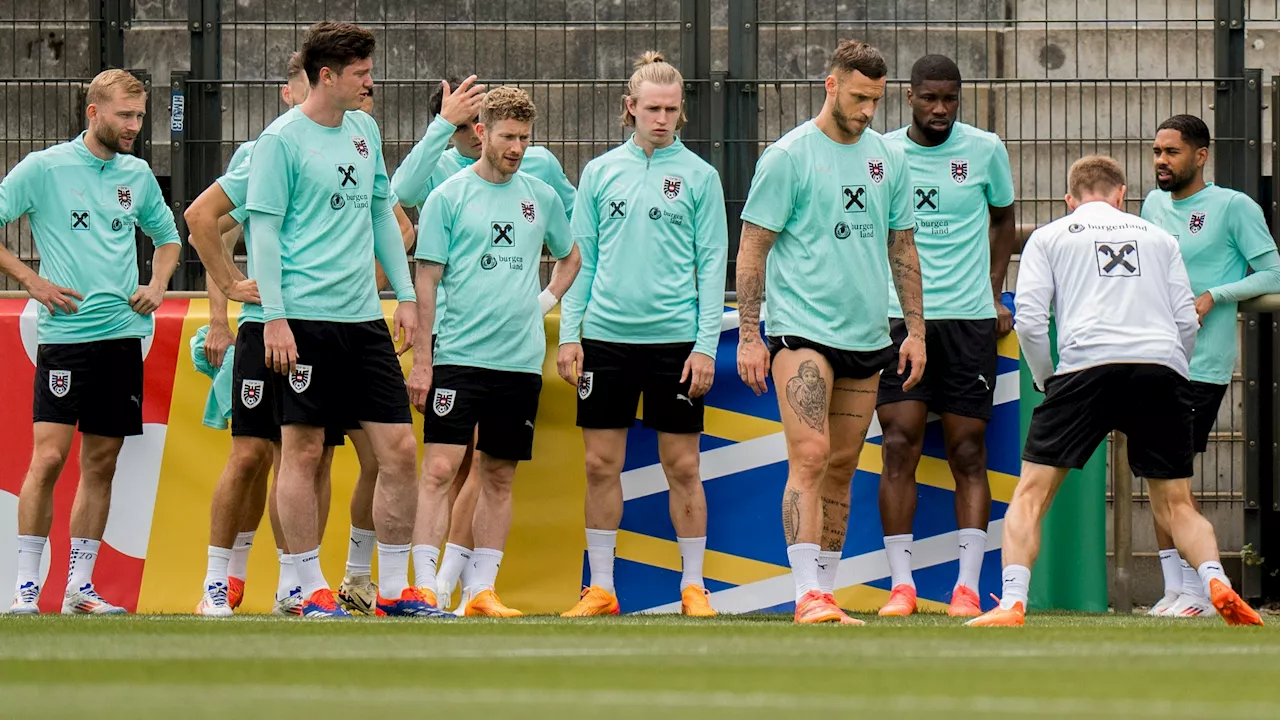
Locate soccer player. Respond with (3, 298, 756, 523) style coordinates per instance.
(735, 41, 925, 624)
(408, 87, 581, 617)
(555, 51, 727, 617)
(969, 155, 1263, 627)
(245, 22, 432, 618)
(875, 55, 1016, 617)
(1, 70, 181, 614)
(1140, 114, 1280, 617)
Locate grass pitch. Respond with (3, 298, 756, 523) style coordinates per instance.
(1, 613, 1277, 719)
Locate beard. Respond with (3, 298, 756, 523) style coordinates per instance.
(94, 124, 133, 154)
(830, 98, 868, 139)
(1156, 165, 1196, 193)
(915, 117, 954, 145)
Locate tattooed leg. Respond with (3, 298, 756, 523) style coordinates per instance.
(772, 350, 834, 546)
(821, 377, 882, 554)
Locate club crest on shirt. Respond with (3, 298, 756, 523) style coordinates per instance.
(352, 136, 369, 158)
(521, 199, 536, 223)
(433, 388, 456, 416)
(289, 364, 312, 394)
(578, 371, 594, 400)
(1189, 211, 1206, 234)
(48, 370, 71, 398)
(116, 185, 132, 210)
(241, 379, 264, 408)
(867, 159, 885, 184)
(950, 159, 969, 184)
(662, 176, 683, 201)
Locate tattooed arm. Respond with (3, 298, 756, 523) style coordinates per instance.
(736, 221, 779, 395)
(888, 228, 927, 390)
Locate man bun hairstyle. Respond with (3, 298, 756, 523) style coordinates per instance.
(621, 50, 687, 130)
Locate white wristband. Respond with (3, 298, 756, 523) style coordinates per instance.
(538, 288, 559, 316)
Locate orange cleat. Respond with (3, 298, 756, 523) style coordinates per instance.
(1209, 578, 1264, 627)
(681, 585, 717, 618)
(965, 595, 1025, 627)
(465, 588, 523, 618)
(824, 593, 865, 625)
(561, 586, 621, 617)
(227, 576, 245, 610)
(948, 585, 982, 617)
(878, 584, 917, 616)
(794, 589, 845, 624)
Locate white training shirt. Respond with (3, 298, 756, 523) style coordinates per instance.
(1016, 200, 1198, 390)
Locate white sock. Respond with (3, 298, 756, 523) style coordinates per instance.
(955, 528, 987, 592)
(465, 548, 504, 594)
(411, 544, 441, 591)
(1158, 549, 1182, 598)
(678, 536, 707, 591)
(15, 535, 45, 592)
(585, 529, 617, 593)
(437, 543, 471, 592)
(1196, 560, 1229, 597)
(67, 538, 101, 593)
(786, 543, 821, 602)
(204, 546, 232, 591)
(999, 564, 1031, 609)
(291, 547, 328, 597)
(817, 550, 841, 594)
(276, 549, 299, 601)
(883, 534, 915, 589)
(1182, 559, 1208, 599)
(346, 526, 377, 578)
(229, 531, 254, 580)
(378, 543, 411, 598)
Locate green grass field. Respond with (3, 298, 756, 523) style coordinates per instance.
(1, 613, 1277, 719)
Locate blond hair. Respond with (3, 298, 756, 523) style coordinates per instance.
(87, 69, 146, 106)
(480, 86, 537, 125)
(621, 51, 686, 129)
(828, 41, 888, 79)
(1068, 155, 1126, 199)
(286, 51, 305, 80)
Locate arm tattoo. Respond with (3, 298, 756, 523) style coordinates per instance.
(736, 222, 777, 343)
(821, 498, 851, 552)
(782, 488, 802, 545)
(888, 228, 925, 337)
(785, 359, 828, 433)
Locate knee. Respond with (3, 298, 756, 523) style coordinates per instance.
(788, 439, 830, 487)
(948, 438, 988, 484)
(79, 442, 122, 480)
(228, 440, 271, 478)
(584, 448, 623, 486)
(660, 452, 701, 491)
(824, 448, 859, 487)
(480, 467, 515, 497)
(422, 452, 460, 489)
(28, 444, 69, 484)
(879, 428, 920, 476)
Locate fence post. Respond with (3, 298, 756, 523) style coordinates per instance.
(95, 0, 130, 70)
(680, 0, 712, 155)
(725, 0, 759, 273)
(187, 0, 222, 291)
(170, 71, 194, 291)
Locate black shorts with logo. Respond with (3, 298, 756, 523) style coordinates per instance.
(424, 365, 542, 461)
(576, 339, 703, 434)
(766, 335, 894, 381)
(1022, 364, 1194, 480)
(231, 322, 349, 447)
(1180, 380, 1229, 454)
(877, 318, 998, 420)
(33, 338, 143, 438)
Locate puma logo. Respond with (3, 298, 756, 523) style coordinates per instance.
(676, 394, 693, 406)
(977, 374, 990, 391)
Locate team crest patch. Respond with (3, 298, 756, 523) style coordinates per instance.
(521, 199, 536, 223)
(240, 379, 264, 408)
(289, 365, 312, 394)
(48, 370, 71, 398)
(1189, 211, 1206, 234)
(352, 136, 369, 158)
(950, 159, 969, 184)
(433, 388, 456, 416)
(116, 185, 132, 210)
(867, 159, 885, 184)
(662, 176, 683, 201)
(578, 371, 594, 400)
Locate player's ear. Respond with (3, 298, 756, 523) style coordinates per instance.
(1196, 146, 1209, 169)
(1064, 193, 1078, 212)
(1117, 184, 1128, 208)
(824, 73, 837, 96)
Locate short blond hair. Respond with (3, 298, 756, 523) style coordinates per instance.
(87, 69, 146, 106)
(621, 51, 686, 129)
(1068, 155, 1126, 199)
(480, 86, 537, 126)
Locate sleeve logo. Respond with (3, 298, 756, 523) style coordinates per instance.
(116, 185, 132, 210)
(867, 159, 885, 184)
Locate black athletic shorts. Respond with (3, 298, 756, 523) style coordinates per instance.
(1180, 380, 1228, 454)
(766, 335, 894, 381)
(34, 338, 143, 437)
(231, 323, 349, 447)
(877, 318, 998, 420)
(424, 365, 542, 461)
(576, 339, 703, 434)
(271, 319, 412, 431)
(1022, 364, 1194, 480)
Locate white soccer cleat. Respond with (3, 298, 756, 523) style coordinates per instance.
(7, 581, 41, 615)
(195, 582, 234, 618)
(1167, 592, 1215, 618)
(1148, 591, 1180, 617)
(62, 583, 127, 615)
(436, 579, 455, 612)
(272, 587, 304, 617)
(452, 587, 472, 617)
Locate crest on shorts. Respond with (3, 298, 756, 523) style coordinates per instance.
(433, 388, 456, 416)
(950, 159, 969, 184)
(116, 185, 132, 210)
(352, 136, 369, 158)
(48, 370, 71, 398)
(578, 371, 593, 400)
(240, 379, 264, 409)
(289, 364, 312, 394)
(1189, 211, 1206, 234)
(867, 159, 885, 184)
(521, 199, 536, 223)
(662, 176, 683, 201)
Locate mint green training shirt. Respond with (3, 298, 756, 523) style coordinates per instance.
(0, 133, 180, 344)
(884, 122, 1014, 320)
(217, 140, 261, 323)
(741, 122, 915, 351)
(558, 136, 728, 358)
